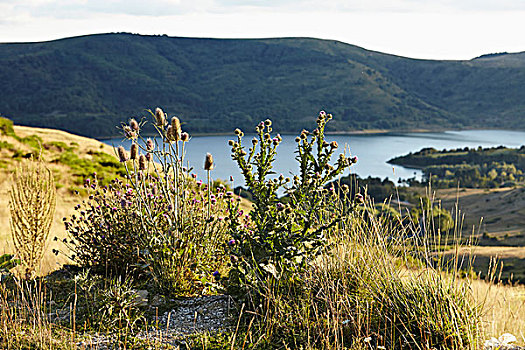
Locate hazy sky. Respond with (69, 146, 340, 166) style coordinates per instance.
(1, 0, 525, 60)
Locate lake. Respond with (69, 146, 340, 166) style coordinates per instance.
(102, 130, 525, 187)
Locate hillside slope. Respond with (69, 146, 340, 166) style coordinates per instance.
(0, 118, 125, 273)
(1, 33, 524, 137)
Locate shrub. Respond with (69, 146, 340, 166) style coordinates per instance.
(9, 158, 56, 278)
(226, 112, 356, 306)
(64, 109, 232, 296)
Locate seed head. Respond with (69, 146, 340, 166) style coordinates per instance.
(138, 154, 146, 170)
(264, 119, 272, 126)
(123, 125, 136, 140)
(181, 132, 190, 142)
(129, 118, 139, 132)
(166, 125, 174, 141)
(117, 146, 128, 162)
(145, 153, 152, 162)
(154, 107, 166, 126)
(330, 141, 338, 149)
(171, 117, 182, 141)
(130, 143, 139, 160)
(146, 138, 155, 151)
(204, 153, 214, 170)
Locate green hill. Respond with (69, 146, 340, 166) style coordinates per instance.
(1, 33, 524, 138)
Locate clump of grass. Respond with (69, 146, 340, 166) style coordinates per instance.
(241, 197, 482, 349)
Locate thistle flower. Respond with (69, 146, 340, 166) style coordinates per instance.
(129, 118, 139, 132)
(204, 153, 214, 170)
(146, 138, 155, 151)
(181, 132, 190, 142)
(154, 107, 166, 126)
(139, 154, 146, 170)
(171, 117, 182, 141)
(117, 146, 128, 162)
(130, 143, 138, 160)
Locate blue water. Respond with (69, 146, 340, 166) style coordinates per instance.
(102, 130, 525, 187)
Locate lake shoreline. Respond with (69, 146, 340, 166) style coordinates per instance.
(96, 127, 520, 140)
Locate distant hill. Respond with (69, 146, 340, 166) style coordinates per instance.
(1, 33, 525, 138)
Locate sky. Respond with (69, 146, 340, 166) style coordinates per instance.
(1, 0, 525, 60)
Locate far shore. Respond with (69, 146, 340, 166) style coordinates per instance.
(96, 127, 497, 140)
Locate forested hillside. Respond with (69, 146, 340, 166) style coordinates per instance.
(1, 33, 524, 137)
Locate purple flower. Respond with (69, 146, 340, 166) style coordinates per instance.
(228, 239, 236, 246)
(213, 271, 220, 278)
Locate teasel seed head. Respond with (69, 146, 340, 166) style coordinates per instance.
(139, 154, 147, 170)
(117, 146, 128, 162)
(155, 107, 166, 126)
(171, 117, 182, 141)
(130, 143, 139, 160)
(204, 153, 215, 170)
(146, 138, 155, 151)
(181, 132, 190, 142)
(123, 125, 136, 140)
(129, 118, 139, 132)
(166, 125, 174, 142)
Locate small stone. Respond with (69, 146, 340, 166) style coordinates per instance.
(500, 333, 517, 345)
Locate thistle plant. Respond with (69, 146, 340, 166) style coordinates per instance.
(9, 158, 56, 278)
(226, 111, 356, 303)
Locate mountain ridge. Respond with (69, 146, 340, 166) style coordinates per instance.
(1, 32, 524, 138)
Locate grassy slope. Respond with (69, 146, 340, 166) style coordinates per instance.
(0, 123, 124, 275)
(1, 33, 525, 138)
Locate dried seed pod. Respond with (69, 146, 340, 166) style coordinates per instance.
(155, 107, 166, 126)
(145, 153, 152, 162)
(130, 143, 138, 160)
(138, 154, 146, 170)
(123, 125, 136, 140)
(129, 118, 139, 132)
(117, 146, 128, 162)
(166, 125, 174, 141)
(204, 153, 214, 170)
(330, 141, 338, 149)
(181, 132, 190, 142)
(171, 117, 182, 141)
(146, 138, 155, 151)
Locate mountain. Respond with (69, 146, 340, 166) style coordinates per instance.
(1, 33, 524, 138)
